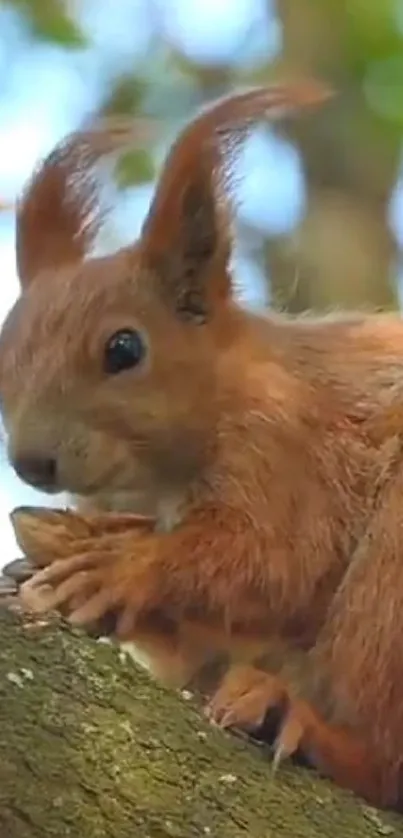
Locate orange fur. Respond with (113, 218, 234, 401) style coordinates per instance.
(2, 79, 403, 809)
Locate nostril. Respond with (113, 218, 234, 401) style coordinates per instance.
(13, 454, 58, 492)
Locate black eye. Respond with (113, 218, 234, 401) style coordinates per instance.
(104, 329, 146, 375)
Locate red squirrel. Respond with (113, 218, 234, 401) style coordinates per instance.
(1, 79, 403, 811)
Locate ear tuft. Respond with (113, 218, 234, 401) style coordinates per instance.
(140, 79, 332, 321)
(16, 117, 156, 288)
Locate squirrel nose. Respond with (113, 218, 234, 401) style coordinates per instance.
(13, 454, 58, 492)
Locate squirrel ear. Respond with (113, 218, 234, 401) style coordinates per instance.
(140, 80, 332, 322)
(16, 118, 153, 288)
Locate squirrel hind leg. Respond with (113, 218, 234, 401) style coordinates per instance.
(274, 698, 388, 808)
(206, 663, 394, 808)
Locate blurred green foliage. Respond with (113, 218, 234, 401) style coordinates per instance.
(115, 149, 155, 189)
(2, 1, 403, 138)
(102, 74, 147, 119)
(3, 0, 86, 46)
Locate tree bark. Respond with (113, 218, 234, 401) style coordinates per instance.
(0, 608, 401, 838)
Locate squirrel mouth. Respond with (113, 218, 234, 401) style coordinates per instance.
(60, 463, 134, 498)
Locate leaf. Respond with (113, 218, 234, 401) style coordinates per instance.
(101, 74, 147, 118)
(115, 148, 155, 188)
(364, 54, 403, 125)
(10, 0, 87, 47)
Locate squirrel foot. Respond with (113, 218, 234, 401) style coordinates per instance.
(206, 664, 287, 731)
(207, 663, 384, 805)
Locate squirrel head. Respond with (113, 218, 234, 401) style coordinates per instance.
(0, 81, 330, 503)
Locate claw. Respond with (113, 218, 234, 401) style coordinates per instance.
(206, 666, 289, 734)
(271, 703, 306, 777)
(271, 741, 287, 777)
(19, 579, 57, 614)
(68, 588, 113, 625)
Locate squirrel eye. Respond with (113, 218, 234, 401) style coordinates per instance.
(104, 329, 146, 375)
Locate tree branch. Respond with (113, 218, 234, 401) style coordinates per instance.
(0, 607, 401, 837)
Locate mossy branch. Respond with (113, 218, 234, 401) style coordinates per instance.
(0, 608, 401, 838)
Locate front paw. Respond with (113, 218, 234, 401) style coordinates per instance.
(19, 534, 158, 635)
(12, 506, 159, 631)
(19, 549, 112, 621)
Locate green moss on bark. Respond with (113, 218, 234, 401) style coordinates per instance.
(0, 607, 401, 838)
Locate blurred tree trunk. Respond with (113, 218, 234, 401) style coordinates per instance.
(268, 0, 401, 312)
(1, 608, 401, 838)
